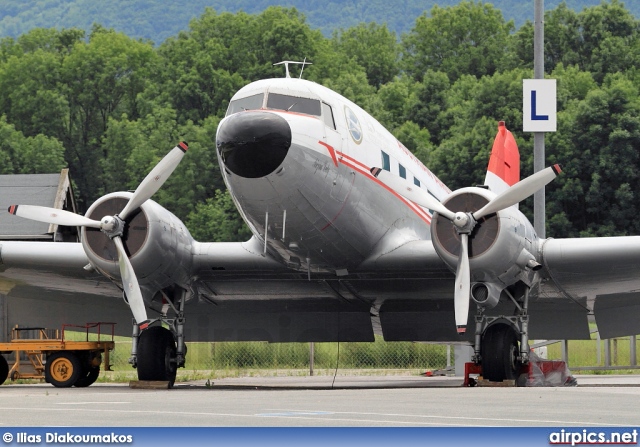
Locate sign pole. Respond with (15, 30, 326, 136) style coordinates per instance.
(533, 0, 545, 238)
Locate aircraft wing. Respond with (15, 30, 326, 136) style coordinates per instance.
(540, 236, 640, 339)
(2, 235, 639, 343)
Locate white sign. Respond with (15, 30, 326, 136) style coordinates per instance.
(523, 79, 556, 132)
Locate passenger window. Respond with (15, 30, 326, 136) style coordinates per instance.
(226, 93, 264, 116)
(414, 177, 421, 187)
(267, 93, 321, 116)
(322, 102, 336, 129)
(381, 151, 391, 171)
(399, 164, 406, 179)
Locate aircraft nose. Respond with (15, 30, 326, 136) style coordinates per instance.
(216, 111, 292, 178)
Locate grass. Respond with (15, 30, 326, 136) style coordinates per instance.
(6, 330, 640, 385)
(546, 335, 640, 371)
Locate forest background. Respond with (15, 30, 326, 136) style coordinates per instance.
(0, 0, 639, 241)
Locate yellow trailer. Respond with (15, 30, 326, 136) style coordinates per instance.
(0, 323, 115, 388)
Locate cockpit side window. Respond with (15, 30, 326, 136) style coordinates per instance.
(226, 93, 264, 116)
(266, 93, 321, 116)
(322, 102, 336, 130)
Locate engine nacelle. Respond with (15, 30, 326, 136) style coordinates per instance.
(80, 192, 194, 296)
(431, 187, 540, 290)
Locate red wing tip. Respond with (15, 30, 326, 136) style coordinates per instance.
(178, 141, 188, 152)
(456, 326, 467, 335)
(552, 164, 563, 175)
(8, 205, 17, 214)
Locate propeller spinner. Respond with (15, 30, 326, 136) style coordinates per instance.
(8, 141, 188, 329)
(372, 164, 562, 334)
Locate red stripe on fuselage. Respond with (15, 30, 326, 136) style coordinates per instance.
(318, 141, 338, 167)
(335, 152, 432, 225)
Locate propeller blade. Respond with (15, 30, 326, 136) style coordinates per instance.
(454, 233, 471, 335)
(473, 164, 562, 220)
(8, 205, 102, 228)
(370, 167, 456, 220)
(119, 142, 188, 220)
(113, 236, 148, 327)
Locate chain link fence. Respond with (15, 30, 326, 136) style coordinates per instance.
(105, 335, 640, 378)
(108, 336, 453, 378)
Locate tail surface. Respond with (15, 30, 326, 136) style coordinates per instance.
(484, 121, 520, 202)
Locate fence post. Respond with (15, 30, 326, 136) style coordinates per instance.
(604, 339, 611, 367)
(309, 342, 314, 376)
(596, 332, 601, 365)
(631, 336, 637, 367)
(561, 340, 569, 365)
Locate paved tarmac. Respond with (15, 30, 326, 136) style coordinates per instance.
(0, 374, 639, 427)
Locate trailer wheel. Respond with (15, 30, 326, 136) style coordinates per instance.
(45, 351, 82, 387)
(0, 355, 8, 385)
(74, 366, 100, 387)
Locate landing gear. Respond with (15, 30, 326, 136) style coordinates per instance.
(137, 326, 177, 387)
(473, 285, 532, 382)
(129, 288, 187, 388)
(481, 323, 520, 381)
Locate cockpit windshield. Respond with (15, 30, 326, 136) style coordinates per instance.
(266, 93, 321, 116)
(226, 93, 264, 116)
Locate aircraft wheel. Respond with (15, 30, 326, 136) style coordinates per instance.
(0, 355, 8, 386)
(137, 326, 177, 387)
(74, 366, 100, 387)
(45, 351, 82, 388)
(481, 323, 521, 382)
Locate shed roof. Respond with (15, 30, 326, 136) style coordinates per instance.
(0, 169, 78, 240)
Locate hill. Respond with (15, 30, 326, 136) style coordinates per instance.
(1, 0, 636, 44)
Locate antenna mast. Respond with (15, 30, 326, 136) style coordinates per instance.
(274, 60, 313, 79)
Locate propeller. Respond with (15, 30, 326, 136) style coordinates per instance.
(8, 141, 188, 329)
(372, 163, 562, 334)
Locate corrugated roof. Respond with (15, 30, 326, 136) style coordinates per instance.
(0, 171, 75, 239)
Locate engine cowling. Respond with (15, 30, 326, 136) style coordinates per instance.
(430, 187, 540, 295)
(80, 192, 194, 296)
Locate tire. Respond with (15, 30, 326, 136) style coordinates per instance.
(45, 351, 82, 388)
(136, 326, 177, 387)
(74, 366, 100, 387)
(481, 323, 521, 382)
(0, 355, 8, 386)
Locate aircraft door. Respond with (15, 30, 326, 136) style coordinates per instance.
(322, 102, 350, 203)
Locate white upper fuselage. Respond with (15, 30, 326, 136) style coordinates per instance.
(216, 77, 451, 274)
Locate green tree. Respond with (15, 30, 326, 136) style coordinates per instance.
(332, 22, 399, 88)
(59, 28, 159, 207)
(0, 116, 66, 174)
(402, 1, 514, 82)
(186, 189, 251, 242)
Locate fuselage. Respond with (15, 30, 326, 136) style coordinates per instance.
(215, 77, 451, 275)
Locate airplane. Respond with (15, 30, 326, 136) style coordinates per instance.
(1, 61, 639, 387)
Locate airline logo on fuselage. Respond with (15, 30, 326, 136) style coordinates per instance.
(344, 106, 362, 144)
